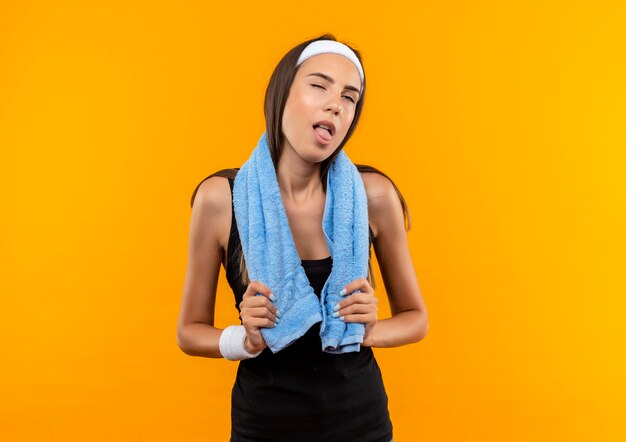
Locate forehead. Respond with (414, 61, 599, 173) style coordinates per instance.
(296, 53, 361, 89)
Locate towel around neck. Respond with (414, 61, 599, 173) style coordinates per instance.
(232, 131, 370, 354)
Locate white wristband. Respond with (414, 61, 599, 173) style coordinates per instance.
(219, 325, 263, 360)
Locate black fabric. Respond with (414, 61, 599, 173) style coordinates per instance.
(225, 177, 393, 442)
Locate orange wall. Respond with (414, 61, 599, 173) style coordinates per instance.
(1, 1, 624, 440)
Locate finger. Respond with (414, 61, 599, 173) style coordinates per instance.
(243, 306, 280, 321)
(340, 277, 371, 297)
(243, 280, 275, 302)
(334, 302, 376, 317)
(241, 295, 280, 316)
(335, 292, 377, 311)
(250, 280, 274, 299)
(339, 313, 374, 323)
(245, 315, 277, 329)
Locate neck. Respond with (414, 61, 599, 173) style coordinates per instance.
(276, 146, 324, 206)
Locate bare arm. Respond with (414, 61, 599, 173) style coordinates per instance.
(361, 172, 429, 347)
(176, 176, 230, 358)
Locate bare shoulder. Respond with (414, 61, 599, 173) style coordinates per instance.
(193, 175, 231, 211)
(360, 171, 402, 239)
(191, 175, 232, 260)
(360, 171, 395, 200)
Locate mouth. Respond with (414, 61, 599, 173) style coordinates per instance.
(312, 125, 332, 145)
(312, 120, 335, 144)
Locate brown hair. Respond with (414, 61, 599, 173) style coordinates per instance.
(190, 33, 412, 288)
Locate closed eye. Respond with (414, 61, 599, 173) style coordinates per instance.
(311, 84, 356, 103)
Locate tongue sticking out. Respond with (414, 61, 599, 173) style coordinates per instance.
(314, 126, 332, 142)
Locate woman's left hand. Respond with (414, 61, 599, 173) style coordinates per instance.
(333, 278, 379, 347)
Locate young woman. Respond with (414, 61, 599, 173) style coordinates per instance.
(177, 33, 429, 442)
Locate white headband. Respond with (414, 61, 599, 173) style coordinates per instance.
(296, 40, 364, 93)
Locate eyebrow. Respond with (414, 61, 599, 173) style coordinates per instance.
(306, 72, 361, 96)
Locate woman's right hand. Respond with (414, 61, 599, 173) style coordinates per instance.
(239, 280, 281, 353)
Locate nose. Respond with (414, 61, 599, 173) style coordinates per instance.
(325, 94, 343, 115)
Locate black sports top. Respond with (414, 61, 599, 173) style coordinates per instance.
(224, 177, 394, 442)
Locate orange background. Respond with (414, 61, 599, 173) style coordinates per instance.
(1, 1, 625, 440)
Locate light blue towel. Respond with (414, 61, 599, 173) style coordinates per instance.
(233, 131, 370, 354)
